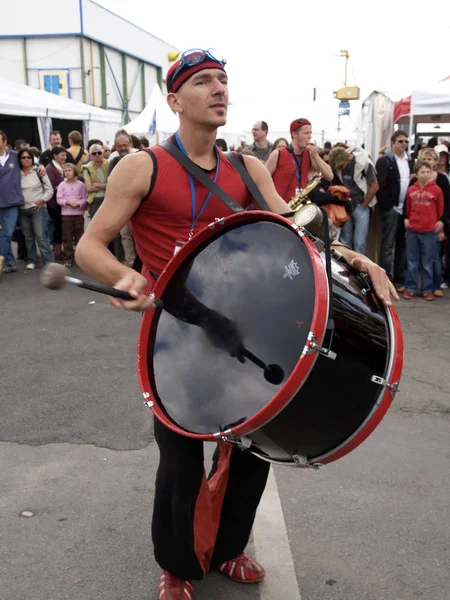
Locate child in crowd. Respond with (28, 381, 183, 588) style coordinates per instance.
(404, 160, 444, 301)
(56, 164, 88, 267)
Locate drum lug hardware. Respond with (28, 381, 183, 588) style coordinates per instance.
(303, 332, 320, 355)
(371, 375, 400, 394)
(213, 429, 236, 443)
(236, 436, 252, 450)
(319, 348, 337, 360)
(143, 392, 154, 408)
(291, 223, 304, 235)
(208, 217, 226, 230)
(292, 453, 308, 465)
(303, 332, 337, 360)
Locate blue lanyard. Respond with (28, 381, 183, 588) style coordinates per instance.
(290, 151, 303, 186)
(174, 131, 220, 238)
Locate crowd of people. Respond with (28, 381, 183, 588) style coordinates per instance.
(0, 128, 150, 276)
(1, 121, 449, 299)
(220, 121, 450, 300)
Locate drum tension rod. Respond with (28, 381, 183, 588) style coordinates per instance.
(371, 376, 400, 395)
(304, 332, 337, 360)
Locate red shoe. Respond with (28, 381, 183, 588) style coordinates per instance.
(158, 571, 194, 599)
(403, 290, 414, 299)
(423, 292, 434, 301)
(217, 552, 265, 583)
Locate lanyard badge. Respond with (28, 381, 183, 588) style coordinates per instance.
(174, 131, 221, 240)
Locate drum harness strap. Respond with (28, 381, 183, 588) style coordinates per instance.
(160, 139, 336, 359)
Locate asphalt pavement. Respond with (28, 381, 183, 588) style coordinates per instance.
(1, 262, 449, 600)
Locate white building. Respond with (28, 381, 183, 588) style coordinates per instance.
(0, 0, 179, 144)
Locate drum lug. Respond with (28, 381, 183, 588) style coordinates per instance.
(293, 453, 324, 469)
(303, 332, 337, 360)
(213, 429, 235, 443)
(143, 392, 154, 408)
(236, 436, 252, 450)
(371, 375, 400, 395)
(208, 217, 226, 230)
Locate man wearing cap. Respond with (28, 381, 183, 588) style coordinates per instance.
(76, 49, 398, 600)
(265, 118, 333, 201)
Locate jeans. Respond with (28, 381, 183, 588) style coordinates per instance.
(19, 206, 54, 265)
(433, 240, 443, 291)
(340, 203, 371, 255)
(0, 206, 19, 265)
(379, 208, 406, 283)
(405, 230, 436, 294)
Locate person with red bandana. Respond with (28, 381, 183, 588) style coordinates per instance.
(265, 118, 333, 201)
(75, 49, 398, 599)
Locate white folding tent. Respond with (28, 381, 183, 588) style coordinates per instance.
(394, 77, 450, 127)
(0, 76, 122, 147)
(124, 84, 178, 141)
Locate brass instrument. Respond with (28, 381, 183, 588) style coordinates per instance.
(288, 175, 323, 211)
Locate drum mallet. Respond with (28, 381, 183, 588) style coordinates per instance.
(40, 263, 164, 308)
(241, 347, 285, 385)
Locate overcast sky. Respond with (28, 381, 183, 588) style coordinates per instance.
(95, 0, 450, 138)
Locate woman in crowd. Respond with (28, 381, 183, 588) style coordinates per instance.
(270, 137, 289, 152)
(435, 144, 450, 181)
(83, 144, 109, 219)
(45, 145, 67, 261)
(18, 148, 54, 269)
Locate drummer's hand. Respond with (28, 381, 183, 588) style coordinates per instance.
(350, 256, 399, 306)
(109, 269, 156, 311)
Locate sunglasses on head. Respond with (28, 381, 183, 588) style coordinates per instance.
(91, 151, 102, 155)
(169, 48, 226, 88)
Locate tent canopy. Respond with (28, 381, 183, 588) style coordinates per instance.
(394, 77, 450, 124)
(124, 84, 178, 137)
(0, 76, 121, 124)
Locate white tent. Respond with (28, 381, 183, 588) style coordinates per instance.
(124, 84, 178, 141)
(355, 91, 394, 162)
(394, 77, 450, 126)
(0, 76, 121, 147)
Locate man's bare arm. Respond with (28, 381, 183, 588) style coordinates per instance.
(75, 152, 153, 308)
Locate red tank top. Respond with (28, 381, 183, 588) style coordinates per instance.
(272, 147, 311, 201)
(129, 146, 252, 276)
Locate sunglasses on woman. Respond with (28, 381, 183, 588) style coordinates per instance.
(91, 152, 103, 156)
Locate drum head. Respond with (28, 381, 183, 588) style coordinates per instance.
(139, 213, 328, 437)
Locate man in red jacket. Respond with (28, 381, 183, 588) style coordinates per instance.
(404, 160, 444, 300)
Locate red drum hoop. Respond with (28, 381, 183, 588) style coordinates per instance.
(137, 211, 403, 467)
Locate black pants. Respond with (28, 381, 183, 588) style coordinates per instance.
(379, 208, 406, 283)
(152, 418, 270, 580)
(47, 205, 62, 245)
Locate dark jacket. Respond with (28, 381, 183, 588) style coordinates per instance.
(40, 148, 75, 168)
(375, 151, 413, 212)
(45, 163, 64, 210)
(0, 150, 25, 208)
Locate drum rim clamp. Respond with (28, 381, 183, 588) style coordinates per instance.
(303, 332, 337, 360)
